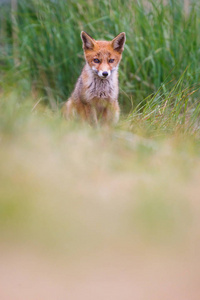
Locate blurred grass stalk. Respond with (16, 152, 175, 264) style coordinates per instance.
(11, 0, 20, 67)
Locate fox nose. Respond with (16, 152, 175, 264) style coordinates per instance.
(102, 71, 108, 77)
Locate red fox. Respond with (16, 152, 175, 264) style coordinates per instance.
(62, 31, 126, 126)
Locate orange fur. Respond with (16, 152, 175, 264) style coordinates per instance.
(62, 31, 126, 126)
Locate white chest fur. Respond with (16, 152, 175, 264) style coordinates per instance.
(84, 65, 119, 103)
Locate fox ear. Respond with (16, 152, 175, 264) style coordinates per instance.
(81, 31, 95, 50)
(111, 32, 126, 53)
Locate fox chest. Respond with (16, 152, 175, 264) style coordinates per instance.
(84, 77, 117, 104)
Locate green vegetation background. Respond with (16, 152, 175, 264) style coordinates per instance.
(1, 0, 200, 111)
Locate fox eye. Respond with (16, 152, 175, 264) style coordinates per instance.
(109, 59, 114, 63)
(94, 58, 100, 63)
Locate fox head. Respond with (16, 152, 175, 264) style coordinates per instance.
(81, 31, 126, 79)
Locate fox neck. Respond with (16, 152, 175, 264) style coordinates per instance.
(83, 63, 119, 101)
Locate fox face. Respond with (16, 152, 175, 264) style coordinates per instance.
(81, 31, 126, 79)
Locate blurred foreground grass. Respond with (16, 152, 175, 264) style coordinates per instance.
(0, 91, 199, 253)
(1, 92, 200, 299)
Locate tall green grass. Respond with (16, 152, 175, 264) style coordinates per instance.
(126, 71, 200, 137)
(0, 0, 200, 112)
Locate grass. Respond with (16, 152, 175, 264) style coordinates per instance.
(1, 0, 200, 109)
(127, 71, 200, 137)
(0, 1, 200, 298)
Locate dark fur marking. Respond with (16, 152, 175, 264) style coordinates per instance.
(88, 82, 93, 89)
